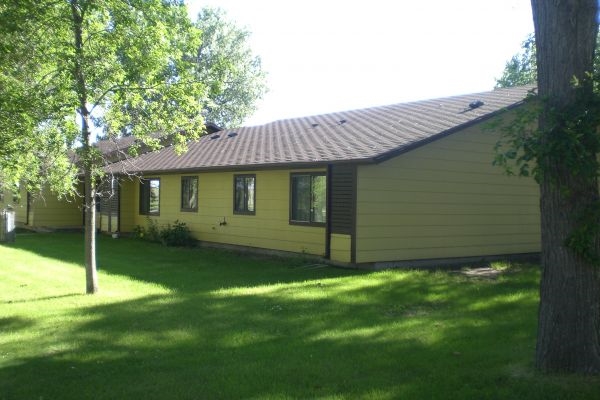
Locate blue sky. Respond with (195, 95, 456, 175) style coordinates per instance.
(187, 0, 534, 126)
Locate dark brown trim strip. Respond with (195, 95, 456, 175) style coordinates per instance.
(325, 164, 332, 259)
(351, 164, 357, 264)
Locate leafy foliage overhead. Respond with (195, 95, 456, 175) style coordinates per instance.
(496, 33, 600, 88)
(193, 7, 268, 128)
(495, 34, 537, 88)
(0, 0, 208, 194)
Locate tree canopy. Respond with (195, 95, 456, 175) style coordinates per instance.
(0, 2, 79, 196)
(495, 34, 537, 88)
(0, 0, 209, 293)
(193, 7, 267, 128)
(496, 32, 600, 89)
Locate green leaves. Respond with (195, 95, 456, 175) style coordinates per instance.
(493, 80, 600, 263)
(491, 96, 541, 180)
(0, 0, 211, 192)
(193, 7, 268, 128)
(495, 34, 537, 88)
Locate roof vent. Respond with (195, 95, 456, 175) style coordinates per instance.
(210, 134, 220, 140)
(227, 132, 238, 138)
(311, 123, 319, 128)
(469, 100, 484, 109)
(338, 119, 347, 124)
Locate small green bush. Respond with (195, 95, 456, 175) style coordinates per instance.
(133, 219, 195, 247)
(160, 220, 194, 247)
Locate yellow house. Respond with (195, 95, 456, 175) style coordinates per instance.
(0, 183, 84, 231)
(1, 124, 222, 232)
(0, 185, 27, 225)
(104, 85, 540, 267)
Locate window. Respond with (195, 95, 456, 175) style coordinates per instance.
(139, 178, 160, 215)
(233, 174, 255, 214)
(181, 176, 198, 212)
(290, 173, 326, 225)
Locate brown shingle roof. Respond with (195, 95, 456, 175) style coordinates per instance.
(107, 85, 535, 174)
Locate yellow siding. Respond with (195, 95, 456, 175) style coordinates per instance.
(355, 123, 541, 263)
(330, 234, 352, 263)
(124, 169, 327, 256)
(119, 179, 136, 232)
(0, 186, 27, 225)
(29, 187, 83, 228)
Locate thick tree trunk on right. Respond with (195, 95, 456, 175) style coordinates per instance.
(537, 163, 600, 373)
(532, 0, 600, 373)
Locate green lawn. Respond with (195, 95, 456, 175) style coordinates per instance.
(0, 233, 598, 399)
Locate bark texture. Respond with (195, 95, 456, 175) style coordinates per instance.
(532, 0, 600, 373)
(71, 0, 98, 294)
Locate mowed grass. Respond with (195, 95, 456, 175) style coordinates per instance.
(1, 233, 598, 399)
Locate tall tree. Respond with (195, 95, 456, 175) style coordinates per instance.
(495, 34, 537, 88)
(0, 0, 207, 294)
(0, 2, 78, 196)
(496, 32, 600, 88)
(531, 0, 600, 373)
(193, 7, 267, 128)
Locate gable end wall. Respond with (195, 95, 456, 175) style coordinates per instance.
(355, 118, 541, 264)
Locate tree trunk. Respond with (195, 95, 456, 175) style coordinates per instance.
(71, 0, 98, 294)
(532, 0, 600, 373)
(84, 166, 98, 294)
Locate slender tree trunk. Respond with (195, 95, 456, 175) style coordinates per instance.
(532, 0, 600, 373)
(84, 161, 98, 294)
(71, 0, 98, 294)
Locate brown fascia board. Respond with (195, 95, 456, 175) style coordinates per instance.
(370, 101, 527, 164)
(111, 158, 371, 177)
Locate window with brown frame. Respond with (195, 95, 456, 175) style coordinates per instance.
(181, 176, 198, 212)
(290, 172, 326, 225)
(139, 178, 160, 215)
(233, 174, 255, 215)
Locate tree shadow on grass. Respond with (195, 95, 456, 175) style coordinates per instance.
(5, 293, 82, 304)
(3, 261, 595, 400)
(0, 316, 35, 331)
(5, 234, 596, 398)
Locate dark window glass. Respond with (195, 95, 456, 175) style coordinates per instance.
(291, 175, 311, 221)
(291, 173, 326, 224)
(140, 178, 160, 215)
(234, 175, 255, 214)
(181, 176, 198, 211)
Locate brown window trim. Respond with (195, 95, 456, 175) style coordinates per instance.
(233, 174, 256, 215)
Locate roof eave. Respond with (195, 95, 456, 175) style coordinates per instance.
(109, 158, 374, 176)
